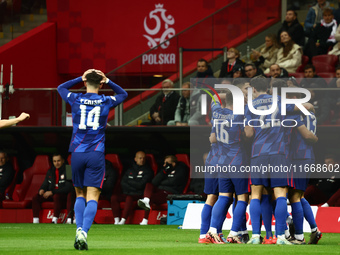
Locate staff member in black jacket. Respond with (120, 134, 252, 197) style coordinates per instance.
(137, 155, 188, 225)
(32, 153, 74, 224)
(111, 151, 153, 225)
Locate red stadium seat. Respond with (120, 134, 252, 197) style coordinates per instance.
(146, 154, 158, 175)
(312, 62, 334, 73)
(105, 154, 123, 175)
(317, 72, 335, 84)
(175, 154, 191, 193)
(312, 55, 339, 67)
(2, 155, 51, 209)
(296, 55, 309, 73)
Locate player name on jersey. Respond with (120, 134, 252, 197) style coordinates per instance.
(80, 99, 103, 105)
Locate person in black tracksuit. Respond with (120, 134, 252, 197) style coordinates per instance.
(32, 153, 74, 224)
(111, 151, 153, 224)
(137, 155, 188, 225)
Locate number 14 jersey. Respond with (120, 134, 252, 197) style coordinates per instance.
(58, 77, 128, 153)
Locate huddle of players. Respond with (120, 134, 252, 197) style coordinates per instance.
(199, 77, 322, 245)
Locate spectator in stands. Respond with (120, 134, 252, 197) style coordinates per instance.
(328, 19, 340, 56)
(232, 66, 244, 78)
(111, 151, 153, 225)
(278, 9, 305, 47)
(167, 82, 191, 126)
(244, 63, 263, 79)
(305, 8, 337, 60)
(143, 79, 180, 125)
(0, 151, 15, 205)
(268, 63, 289, 79)
(32, 153, 75, 224)
(195, 59, 215, 80)
(252, 34, 280, 72)
(307, 82, 331, 125)
(275, 31, 302, 73)
(287, 76, 300, 87)
(0, 112, 30, 129)
(137, 155, 188, 225)
(305, 0, 333, 37)
(300, 64, 328, 88)
(305, 154, 340, 207)
(219, 48, 244, 78)
(99, 159, 119, 221)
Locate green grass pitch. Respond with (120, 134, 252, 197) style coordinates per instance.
(0, 224, 339, 255)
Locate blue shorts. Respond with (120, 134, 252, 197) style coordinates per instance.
(218, 178, 250, 195)
(250, 155, 290, 188)
(289, 159, 313, 191)
(71, 151, 105, 188)
(204, 178, 219, 195)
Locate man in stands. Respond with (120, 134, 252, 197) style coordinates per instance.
(305, 0, 333, 37)
(300, 64, 328, 88)
(111, 151, 153, 225)
(145, 79, 180, 125)
(278, 9, 305, 47)
(269, 64, 289, 79)
(32, 153, 74, 224)
(137, 155, 188, 225)
(0, 151, 15, 204)
(244, 63, 263, 79)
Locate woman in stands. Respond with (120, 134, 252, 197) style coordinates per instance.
(218, 48, 244, 78)
(271, 31, 302, 74)
(252, 34, 280, 72)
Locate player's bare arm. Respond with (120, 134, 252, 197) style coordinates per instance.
(297, 125, 318, 144)
(0, 112, 30, 129)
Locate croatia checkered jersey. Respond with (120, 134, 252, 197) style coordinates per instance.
(290, 112, 316, 160)
(244, 94, 295, 158)
(57, 77, 128, 153)
(211, 101, 245, 165)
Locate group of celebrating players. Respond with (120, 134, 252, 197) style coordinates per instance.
(199, 77, 322, 245)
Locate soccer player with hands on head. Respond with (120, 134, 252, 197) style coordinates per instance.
(58, 68, 128, 250)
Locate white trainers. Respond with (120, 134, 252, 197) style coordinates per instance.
(33, 217, 39, 224)
(137, 199, 150, 211)
(118, 218, 126, 225)
(66, 218, 72, 224)
(140, 218, 148, 225)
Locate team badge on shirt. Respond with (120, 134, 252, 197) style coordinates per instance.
(61, 175, 64, 179)
(138, 171, 143, 175)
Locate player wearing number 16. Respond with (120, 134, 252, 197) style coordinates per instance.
(57, 69, 128, 250)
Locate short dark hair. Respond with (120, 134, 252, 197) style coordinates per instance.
(250, 76, 268, 92)
(271, 79, 287, 96)
(245, 63, 256, 70)
(287, 9, 297, 17)
(52, 153, 64, 159)
(165, 155, 177, 164)
(197, 59, 208, 67)
(85, 71, 103, 86)
(304, 64, 315, 72)
(323, 8, 333, 16)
